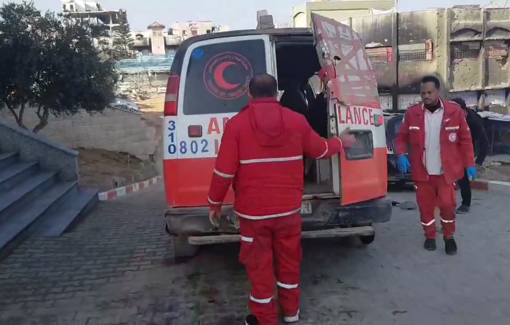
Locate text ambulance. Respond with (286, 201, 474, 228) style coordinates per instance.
(163, 14, 392, 257)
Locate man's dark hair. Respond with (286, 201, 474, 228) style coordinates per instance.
(421, 76, 440, 89)
(249, 74, 278, 98)
(451, 97, 467, 109)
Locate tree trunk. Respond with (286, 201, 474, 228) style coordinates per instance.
(6, 102, 28, 130)
(33, 106, 49, 133)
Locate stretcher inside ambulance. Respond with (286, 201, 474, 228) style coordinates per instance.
(163, 14, 392, 257)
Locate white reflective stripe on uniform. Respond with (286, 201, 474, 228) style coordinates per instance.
(277, 281, 299, 289)
(441, 218, 455, 223)
(421, 219, 435, 226)
(409, 126, 420, 130)
(239, 156, 303, 165)
(235, 207, 301, 220)
(240, 235, 253, 243)
(283, 309, 300, 323)
(214, 168, 234, 178)
(445, 126, 459, 130)
(207, 197, 222, 205)
(250, 295, 272, 304)
(316, 141, 329, 159)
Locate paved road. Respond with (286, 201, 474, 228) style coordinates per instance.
(1, 183, 510, 324)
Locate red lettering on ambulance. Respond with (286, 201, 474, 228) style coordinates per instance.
(345, 107, 354, 124)
(223, 117, 229, 129)
(214, 139, 220, 155)
(353, 107, 362, 124)
(369, 109, 374, 126)
(362, 107, 369, 125)
(207, 118, 220, 135)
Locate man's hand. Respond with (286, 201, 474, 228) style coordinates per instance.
(208, 209, 221, 228)
(338, 127, 356, 148)
(466, 167, 477, 181)
(397, 155, 411, 174)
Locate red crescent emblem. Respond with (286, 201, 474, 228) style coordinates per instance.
(203, 52, 253, 100)
(213, 61, 239, 90)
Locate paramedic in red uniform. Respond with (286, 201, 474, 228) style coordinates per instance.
(207, 74, 355, 325)
(396, 76, 476, 255)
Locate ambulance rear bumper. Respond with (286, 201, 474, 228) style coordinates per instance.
(165, 196, 391, 237)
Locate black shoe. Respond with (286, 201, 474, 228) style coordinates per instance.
(245, 314, 259, 325)
(444, 238, 457, 255)
(424, 238, 436, 251)
(456, 205, 470, 214)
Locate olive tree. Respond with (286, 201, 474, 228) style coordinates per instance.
(0, 1, 118, 133)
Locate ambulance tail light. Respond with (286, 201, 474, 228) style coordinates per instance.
(164, 75, 180, 116)
(188, 125, 202, 138)
(374, 114, 384, 127)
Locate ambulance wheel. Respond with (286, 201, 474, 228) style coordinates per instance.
(172, 235, 199, 258)
(359, 234, 375, 245)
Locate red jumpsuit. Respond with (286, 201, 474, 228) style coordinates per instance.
(396, 99, 475, 238)
(207, 98, 343, 324)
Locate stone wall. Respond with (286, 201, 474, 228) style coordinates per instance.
(0, 108, 158, 160)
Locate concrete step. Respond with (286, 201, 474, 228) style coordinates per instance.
(0, 161, 39, 192)
(36, 187, 99, 237)
(0, 181, 78, 260)
(0, 171, 57, 223)
(0, 152, 18, 170)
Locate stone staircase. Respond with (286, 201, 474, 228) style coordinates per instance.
(0, 151, 98, 260)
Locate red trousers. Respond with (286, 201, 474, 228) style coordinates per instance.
(239, 213, 302, 325)
(415, 175, 456, 239)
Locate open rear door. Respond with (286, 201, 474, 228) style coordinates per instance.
(311, 13, 388, 206)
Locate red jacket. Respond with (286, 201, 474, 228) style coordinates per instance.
(207, 98, 343, 220)
(396, 99, 475, 184)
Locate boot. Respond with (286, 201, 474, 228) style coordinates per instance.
(245, 314, 259, 325)
(424, 238, 436, 251)
(444, 238, 457, 255)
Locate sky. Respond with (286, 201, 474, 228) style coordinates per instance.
(1, 0, 499, 31)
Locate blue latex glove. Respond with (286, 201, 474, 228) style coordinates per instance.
(397, 155, 411, 174)
(466, 167, 477, 181)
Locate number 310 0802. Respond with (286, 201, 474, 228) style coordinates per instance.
(168, 139, 209, 155)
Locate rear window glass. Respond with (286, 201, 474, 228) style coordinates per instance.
(183, 39, 267, 115)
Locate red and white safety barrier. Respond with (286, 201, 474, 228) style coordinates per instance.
(98, 175, 162, 201)
(471, 179, 510, 195)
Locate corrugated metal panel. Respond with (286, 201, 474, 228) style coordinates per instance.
(451, 91, 478, 108)
(398, 94, 421, 110)
(485, 90, 506, 106)
(379, 95, 393, 111)
(116, 54, 175, 74)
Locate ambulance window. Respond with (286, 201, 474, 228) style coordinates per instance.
(183, 39, 267, 115)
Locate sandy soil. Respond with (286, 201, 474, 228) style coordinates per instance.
(77, 148, 159, 191)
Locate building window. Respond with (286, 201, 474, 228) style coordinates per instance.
(182, 30, 187, 36)
(191, 29, 198, 36)
(70, 4, 74, 11)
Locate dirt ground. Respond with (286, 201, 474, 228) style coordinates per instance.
(77, 148, 159, 191)
(77, 95, 165, 191)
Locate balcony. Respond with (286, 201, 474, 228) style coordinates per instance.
(166, 35, 182, 46)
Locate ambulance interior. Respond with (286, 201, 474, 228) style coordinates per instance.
(275, 41, 335, 195)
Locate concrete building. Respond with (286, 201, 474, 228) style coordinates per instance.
(292, 0, 395, 27)
(131, 21, 229, 55)
(61, 0, 123, 33)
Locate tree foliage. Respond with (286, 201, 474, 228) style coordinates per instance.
(0, 1, 118, 133)
(111, 10, 134, 60)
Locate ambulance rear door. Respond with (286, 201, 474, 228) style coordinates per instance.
(311, 13, 388, 206)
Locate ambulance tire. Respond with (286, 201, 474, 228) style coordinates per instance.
(359, 234, 375, 245)
(172, 234, 199, 258)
